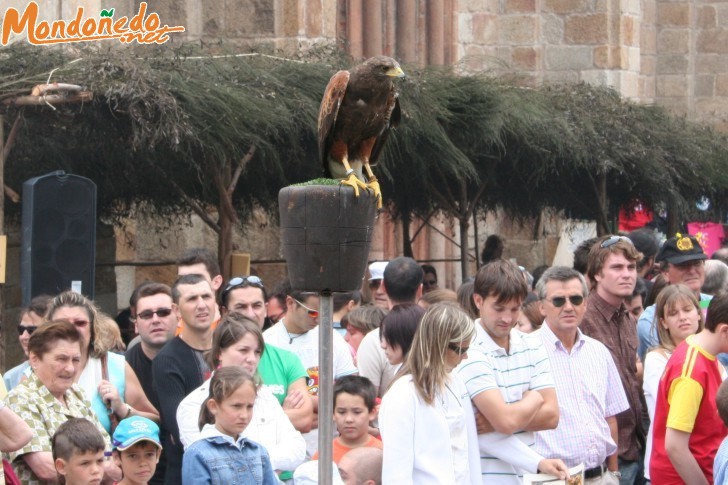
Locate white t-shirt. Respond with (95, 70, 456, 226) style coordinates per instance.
(357, 328, 397, 397)
(263, 320, 358, 457)
(263, 321, 358, 390)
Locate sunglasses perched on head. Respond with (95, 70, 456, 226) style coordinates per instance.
(543, 295, 585, 307)
(224, 276, 264, 292)
(222, 276, 265, 304)
(600, 235, 633, 248)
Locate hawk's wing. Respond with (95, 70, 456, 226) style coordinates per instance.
(318, 70, 350, 168)
(368, 95, 401, 167)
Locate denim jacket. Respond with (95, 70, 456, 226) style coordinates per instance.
(182, 424, 279, 484)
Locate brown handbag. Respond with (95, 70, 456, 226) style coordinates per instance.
(100, 353, 120, 434)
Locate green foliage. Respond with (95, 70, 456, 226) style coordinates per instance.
(1, 44, 727, 233)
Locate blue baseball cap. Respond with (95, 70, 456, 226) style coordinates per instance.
(112, 416, 162, 451)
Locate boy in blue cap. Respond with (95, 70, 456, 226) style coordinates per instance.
(112, 417, 163, 485)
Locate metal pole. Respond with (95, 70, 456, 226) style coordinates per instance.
(318, 291, 334, 484)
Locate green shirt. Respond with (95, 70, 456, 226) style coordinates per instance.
(258, 343, 307, 405)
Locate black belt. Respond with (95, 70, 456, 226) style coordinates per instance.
(584, 464, 606, 479)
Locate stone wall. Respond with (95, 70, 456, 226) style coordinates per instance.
(458, 0, 642, 97)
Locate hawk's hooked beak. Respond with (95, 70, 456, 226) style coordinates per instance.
(386, 66, 406, 79)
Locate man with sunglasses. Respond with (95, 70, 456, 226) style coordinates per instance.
(263, 286, 357, 457)
(534, 267, 629, 484)
(220, 276, 314, 438)
(456, 259, 567, 484)
(125, 281, 177, 485)
(581, 235, 644, 484)
(358, 257, 422, 398)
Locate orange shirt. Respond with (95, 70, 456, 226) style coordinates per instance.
(174, 316, 220, 336)
(313, 435, 383, 464)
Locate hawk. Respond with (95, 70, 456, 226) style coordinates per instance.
(318, 56, 405, 209)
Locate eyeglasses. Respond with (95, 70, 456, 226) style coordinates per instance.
(600, 235, 634, 248)
(136, 308, 173, 321)
(447, 343, 469, 355)
(222, 276, 265, 304)
(423, 279, 437, 287)
(17, 325, 37, 335)
(544, 295, 585, 307)
(293, 298, 319, 319)
(369, 279, 382, 290)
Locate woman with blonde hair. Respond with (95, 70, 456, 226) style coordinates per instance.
(643, 284, 705, 482)
(379, 302, 480, 484)
(46, 291, 158, 434)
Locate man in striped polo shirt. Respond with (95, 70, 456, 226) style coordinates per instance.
(457, 259, 569, 484)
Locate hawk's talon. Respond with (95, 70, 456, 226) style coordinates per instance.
(341, 174, 367, 197)
(366, 178, 383, 209)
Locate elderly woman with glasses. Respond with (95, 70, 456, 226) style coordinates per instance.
(46, 291, 159, 434)
(5, 321, 121, 483)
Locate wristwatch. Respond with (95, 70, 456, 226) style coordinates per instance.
(610, 470, 622, 478)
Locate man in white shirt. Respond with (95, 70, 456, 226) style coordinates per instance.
(357, 257, 423, 396)
(263, 286, 357, 456)
(457, 259, 567, 484)
(534, 266, 628, 484)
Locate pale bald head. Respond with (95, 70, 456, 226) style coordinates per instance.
(338, 447, 383, 485)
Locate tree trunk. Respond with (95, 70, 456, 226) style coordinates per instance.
(402, 212, 413, 258)
(218, 206, 233, 281)
(473, 210, 480, 271)
(459, 215, 469, 280)
(595, 172, 610, 236)
(216, 164, 235, 281)
(667, 200, 680, 236)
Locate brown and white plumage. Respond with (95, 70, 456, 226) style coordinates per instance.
(318, 56, 405, 209)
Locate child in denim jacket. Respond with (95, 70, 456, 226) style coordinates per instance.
(182, 367, 278, 484)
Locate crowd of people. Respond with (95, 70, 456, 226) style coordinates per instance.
(2, 232, 728, 484)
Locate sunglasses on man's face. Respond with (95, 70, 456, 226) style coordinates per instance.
(544, 295, 585, 308)
(293, 298, 319, 319)
(136, 308, 173, 321)
(17, 325, 37, 336)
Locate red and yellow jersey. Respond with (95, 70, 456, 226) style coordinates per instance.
(650, 335, 727, 484)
